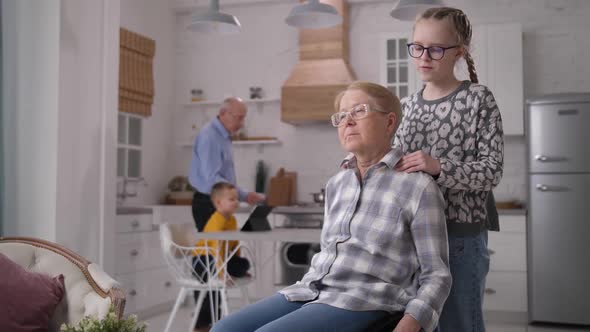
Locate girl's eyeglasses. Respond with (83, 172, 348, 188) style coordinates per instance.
(407, 43, 459, 61)
(331, 104, 389, 127)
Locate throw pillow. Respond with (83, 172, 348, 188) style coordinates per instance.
(0, 253, 65, 332)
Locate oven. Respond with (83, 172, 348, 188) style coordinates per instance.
(275, 242, 321, 286)
(273, 209, 323, 286)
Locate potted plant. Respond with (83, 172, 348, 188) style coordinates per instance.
(167, 175, 194, 204)
(60, 305, 146, 332)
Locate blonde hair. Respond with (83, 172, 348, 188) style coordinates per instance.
(210, 182, 236, 201)
(417, 7, 478, 83)
(334, 81, 402, 133)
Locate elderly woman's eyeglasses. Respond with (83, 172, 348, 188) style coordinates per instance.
(407, 43, 459, 61)
(331, 104, 388, 127)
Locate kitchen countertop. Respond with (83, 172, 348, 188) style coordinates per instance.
(497, 208, 527, 216)
(189, 228, 321, 243)
(135, 205, 526, 216)
(236, 204, 324, 215)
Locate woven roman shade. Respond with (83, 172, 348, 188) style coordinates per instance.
(119, 28, 155, 116)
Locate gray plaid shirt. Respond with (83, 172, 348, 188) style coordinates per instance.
(280, 148, 451, 332)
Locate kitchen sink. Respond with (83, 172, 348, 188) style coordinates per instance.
(116, 206, 152, 215)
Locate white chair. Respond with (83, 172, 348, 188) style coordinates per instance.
(160, 222, 255, 332)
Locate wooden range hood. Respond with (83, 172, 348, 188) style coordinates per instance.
(281, 0, 356, 124)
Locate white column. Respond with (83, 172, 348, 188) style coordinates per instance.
(2, 0, 61, 240)
(1, 0, 119, 273)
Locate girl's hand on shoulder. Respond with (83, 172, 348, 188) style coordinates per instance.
(392, 314, 421, 332)
(394, 151, 441, 176)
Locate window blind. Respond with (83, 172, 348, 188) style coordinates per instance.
(119, 28, 155, 116)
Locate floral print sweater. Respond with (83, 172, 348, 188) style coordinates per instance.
(394, 81, 504, 235)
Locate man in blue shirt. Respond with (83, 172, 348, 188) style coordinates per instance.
(188, 97, 265, 232)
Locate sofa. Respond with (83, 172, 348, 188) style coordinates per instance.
(0, 237, 126, 331)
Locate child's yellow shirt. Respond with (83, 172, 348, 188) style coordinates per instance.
(193, 211, 240, 263)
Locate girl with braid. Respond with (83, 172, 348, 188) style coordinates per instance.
(393, 7, 504, 332)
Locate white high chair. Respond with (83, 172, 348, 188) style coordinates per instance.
(159, 222, 255, 332)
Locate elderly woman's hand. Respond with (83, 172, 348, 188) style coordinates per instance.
(395, 151, 441, 176)
(392, 314, 421, 332)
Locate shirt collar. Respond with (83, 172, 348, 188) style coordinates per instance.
(212, 117, 231, 139)
(340, 147, 403, 170)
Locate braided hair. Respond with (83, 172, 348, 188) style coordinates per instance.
(419, 7, 478, 83)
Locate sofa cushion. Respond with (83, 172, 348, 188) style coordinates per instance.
(0, 253, 65, 332)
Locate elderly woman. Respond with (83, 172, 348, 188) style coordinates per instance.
(211, 81, 451, 332)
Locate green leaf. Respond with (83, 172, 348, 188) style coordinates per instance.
(59, 305, 147, 332)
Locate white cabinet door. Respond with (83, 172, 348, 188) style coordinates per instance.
(116, 214, 153, 233)
(488, 231, 527, 272)
(486, 23, 524, 136)
(456, 23, 524, 136)
(483, 271, 528, 313)
(115, 231, 166, 274)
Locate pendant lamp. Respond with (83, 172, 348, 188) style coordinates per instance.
(187, 0, 241, 34)
(390, 0, 445, 21)
(285, 0, 342, 29)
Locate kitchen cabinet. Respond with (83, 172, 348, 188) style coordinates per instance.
(459, 23, 524, 135)
(484, 214, 527, 319)
(114, 212, 178, 316)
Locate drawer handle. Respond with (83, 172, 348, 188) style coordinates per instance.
(488, 249, 495, 255)
(534, 155, 566, 162)
(131, 220, 140, 228)
(129, 289, 137, 296)
(130, 249, 139, 257)
(558, 109, 578, 116)
(484, 288, 496, 295)
(536, 184, 570, 192)
(165, 281, 172, 287)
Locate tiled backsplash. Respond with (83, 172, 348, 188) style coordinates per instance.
(494, 136, 527, 203)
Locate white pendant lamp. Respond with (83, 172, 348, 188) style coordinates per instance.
(390, 0, 445, 21)
(285, 0, 342, 29)
(187, 0, 241, 34)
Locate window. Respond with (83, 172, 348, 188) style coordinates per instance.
(381, 34, 421, 99)
(117, 114, 143, 178)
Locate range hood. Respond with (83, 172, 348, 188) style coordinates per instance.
(281, 0, 356, 124)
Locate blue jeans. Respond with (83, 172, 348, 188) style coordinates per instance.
(437, 231, 490, 332)
(210, 293, 389, 332)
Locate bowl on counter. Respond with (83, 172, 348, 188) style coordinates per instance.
(310, 189, 325, 204)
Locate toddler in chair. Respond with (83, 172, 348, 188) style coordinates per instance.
(192, 182, 251, 332)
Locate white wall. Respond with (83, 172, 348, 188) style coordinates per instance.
(2, 0, 120, 270)
(119, 0, 177, 207)
(172, 0, 590, 203)
(56, 0, 119, 269)
(2, 0, 61, 240)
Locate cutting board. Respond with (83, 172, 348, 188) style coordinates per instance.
(267, 168, 297, 206)
(285, 171, 297, 204)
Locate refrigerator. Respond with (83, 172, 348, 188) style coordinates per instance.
(527, 93, 590, 325)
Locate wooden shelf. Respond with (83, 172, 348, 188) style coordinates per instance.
(232, 139, 281, 145)
(182, 98, 280, 110)
(177, 139, 280, 148)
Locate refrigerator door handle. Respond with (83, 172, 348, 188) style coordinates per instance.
(534, 154, 567, 162)
(536, 184, 570, 192)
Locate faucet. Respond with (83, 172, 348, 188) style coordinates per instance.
(117, 177, 148, 202)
